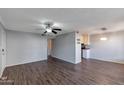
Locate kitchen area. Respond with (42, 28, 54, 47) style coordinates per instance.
(80, 33, 90, 59)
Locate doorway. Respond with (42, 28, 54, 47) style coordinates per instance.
(47, 39, 53, 57)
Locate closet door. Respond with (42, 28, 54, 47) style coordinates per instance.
(1, 29, 6, 72)
(0, 25, 6, 77)
(0, 26, 2, 76)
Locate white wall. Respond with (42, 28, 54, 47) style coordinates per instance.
(90, 31, 124, 63)
(6, 30, 48, 66)
(51, 32, 81, 64)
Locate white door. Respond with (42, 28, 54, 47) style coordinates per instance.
(0, 26, 6, 77)
(0, 27, 2, 76)
(1, 29, 6, 72)
(0, 46, 2, 75)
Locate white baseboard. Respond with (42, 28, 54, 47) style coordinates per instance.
(91, 57, 124, 64)
(51, 56, 78, 64)
(108, 59, 124, 64)
(6, 59, 47, 67)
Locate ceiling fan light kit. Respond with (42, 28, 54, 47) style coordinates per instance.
(39, 22, 62, 36)
(46, 28, 52, 33)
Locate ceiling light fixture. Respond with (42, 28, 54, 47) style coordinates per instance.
(100, 37, 107, 41)
(101, 27, 107, 31)
(100, 27, 108, 41)
(46, 28, 52, 33)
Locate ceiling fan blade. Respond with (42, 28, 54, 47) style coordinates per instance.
(44, 31, 47, 33)
(52, 28, 62, 31)
(52, 30, 57, 34)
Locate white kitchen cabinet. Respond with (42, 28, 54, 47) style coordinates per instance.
(82, 49, 90, 59)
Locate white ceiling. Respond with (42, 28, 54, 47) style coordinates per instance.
(0, 8, 124, 35)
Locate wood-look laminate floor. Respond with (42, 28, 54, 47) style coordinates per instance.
(2, 57, 124, 85)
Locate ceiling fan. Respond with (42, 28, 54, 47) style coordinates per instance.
(37, 22, 62, 35)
